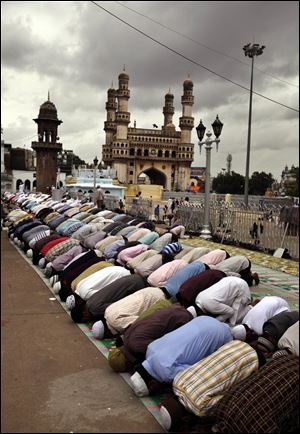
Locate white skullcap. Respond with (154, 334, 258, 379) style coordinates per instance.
(231, 325, 246, 341)
(187, 306, 197, 318)
(160, 406, 172, 431)
(10, 234, 14, 239)
(53, 281, 61, 294)
(46, 262, 53, 269)
(29, 239, 36, 248)
(13, 237, 18, 244)
(66, 295, 76, 311)
(39, 258, 46, 268)
(52, 275, 59, 287)
(92, 320, 105, 340)
(130, 372, 149, 397)
(26, 249, 33, 258)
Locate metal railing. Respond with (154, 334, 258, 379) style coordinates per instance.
(103, 194, 299, 260)
(177, 202, 299, 260)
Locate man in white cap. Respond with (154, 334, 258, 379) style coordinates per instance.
(274, 320, 299, 357)
(108, 303, 197, 372)
(195, 276, 251, 326)
(159, 340, 266, 432)
(231, 296, 290, 341)
(91, 286, 167, 340)
(129, 316, 232, 397)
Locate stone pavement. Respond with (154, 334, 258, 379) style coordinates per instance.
(1, 230, 299, 433)
(1, 231, 164, 434)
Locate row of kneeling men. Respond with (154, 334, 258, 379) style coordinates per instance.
(3, 190, 299, 433)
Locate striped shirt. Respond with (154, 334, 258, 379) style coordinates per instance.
(29, 229, 51, 248)
(213, 354, 299, 433)
(173, 340, 258, 417)
(160, 242, 182, 256)
(45, 239, 80, 262)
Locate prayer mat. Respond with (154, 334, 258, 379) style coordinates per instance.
(8, 237, 299, 431)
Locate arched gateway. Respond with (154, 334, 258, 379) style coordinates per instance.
(140, 168, 167, 187)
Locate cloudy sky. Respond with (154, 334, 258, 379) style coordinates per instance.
(1, 1, 299, 181)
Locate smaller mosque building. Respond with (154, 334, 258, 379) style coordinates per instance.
(102, 70, 195, 190)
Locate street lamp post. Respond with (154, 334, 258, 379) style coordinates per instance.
(243, 42, 265, 206)
(196, 115, 223, 239)
(93, 156, 98, 204)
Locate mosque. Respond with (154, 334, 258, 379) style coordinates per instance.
(102, 69, 195, 191)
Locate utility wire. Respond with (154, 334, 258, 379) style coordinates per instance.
(115, 0, 298, 88)
(90, 1, 298, 113)
(6, 133, 37, 144)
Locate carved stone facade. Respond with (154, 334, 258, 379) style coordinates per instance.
(31, 94, 63, 193)
(102, 70, 194, 190)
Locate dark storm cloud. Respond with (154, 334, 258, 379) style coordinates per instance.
(1, 1, 298, 178)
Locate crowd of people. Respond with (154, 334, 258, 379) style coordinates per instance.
(2, 190, 299, 433)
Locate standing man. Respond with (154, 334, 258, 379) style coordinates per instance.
(96, 185, 104, 209)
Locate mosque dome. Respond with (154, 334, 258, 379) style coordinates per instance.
(183, 78, 193, 89)
(165, 90, 174, 98)
(119, 71, 129, 80)
(38, 99, 58, 120)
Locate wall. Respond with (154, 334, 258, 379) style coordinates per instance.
(124, 183, 163, 200)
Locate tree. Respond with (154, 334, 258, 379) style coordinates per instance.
(212, 171, 245, 194)
(284, 166, 299, 197)
(249, 171, 274, 195)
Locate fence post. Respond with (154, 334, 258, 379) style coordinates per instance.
(280, 222, 290, 248)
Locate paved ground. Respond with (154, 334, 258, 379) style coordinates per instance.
(1, 231, 164, 434)
(1, 230, 299, 433)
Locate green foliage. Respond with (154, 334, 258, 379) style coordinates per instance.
(212, 171, 245, 194)
(285, 166, 299, 197)
(249, 171, 274, 195)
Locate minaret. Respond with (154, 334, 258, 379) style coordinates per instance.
(162, 89, 175, 129)
(178, 77, 194, 192)
(226, 154, 232, 175)
(104, 82, 117, 145)
(31, 94, 62, 193)
(115, 67, 130, 141)
(179, 76, 194, 143)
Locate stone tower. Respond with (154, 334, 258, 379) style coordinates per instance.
(178, 77, 195, 189)
(31, 93, 62, 193)
(163, 90, 175, 129)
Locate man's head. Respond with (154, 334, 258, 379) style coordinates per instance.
(108, 348, 134, 372)
(231, 324, 257, 343)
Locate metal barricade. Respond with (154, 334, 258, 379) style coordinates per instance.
(176, 202, 299, 260)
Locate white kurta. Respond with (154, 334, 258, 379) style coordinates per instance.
(242, 296, 289, 335)
(278, 321, 299, 356)
(195, 276, 251, 326)
(75, 266, 131, 300)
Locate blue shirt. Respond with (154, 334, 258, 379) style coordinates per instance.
(165, 262, 206, 297)
(142, 316, 232, 383)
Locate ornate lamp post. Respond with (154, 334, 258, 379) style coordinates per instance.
(196, 115, 223, 239)
(243, 42, 265, 206)
(93, 156, 98, 204)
